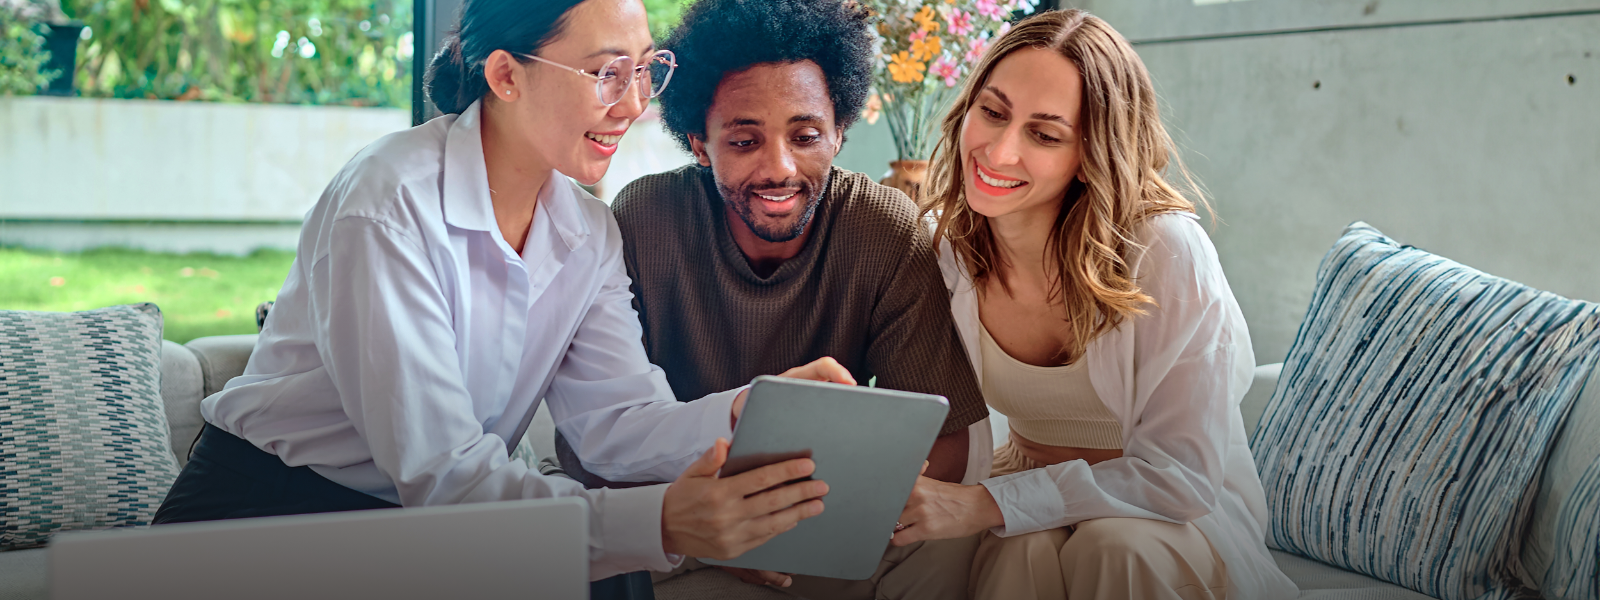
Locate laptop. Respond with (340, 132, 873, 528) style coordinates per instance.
(49, 497, 588, 600)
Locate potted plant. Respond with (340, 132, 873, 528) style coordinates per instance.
(860, 0, 1037, 199)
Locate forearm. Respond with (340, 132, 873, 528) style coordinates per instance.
(923, 428, 969, 483)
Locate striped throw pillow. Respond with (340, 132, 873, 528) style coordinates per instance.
(1523, 365, 1600, 599)
(1252, 223, 1600, 600)
(0, 303, 181, 550)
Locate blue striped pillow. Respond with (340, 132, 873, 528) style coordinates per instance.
(1252, 223, 1600, 600)
(1523, 365, 1600, 599)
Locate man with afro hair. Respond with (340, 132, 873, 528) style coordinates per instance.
(554, 0, 992, 598)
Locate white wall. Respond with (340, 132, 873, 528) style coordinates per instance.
(0, 97, 408, 222)
(1065, 0, 1600, 364)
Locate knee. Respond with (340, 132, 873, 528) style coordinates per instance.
(981, 528, 1070, 563)
(1059, 518, 1181, 568)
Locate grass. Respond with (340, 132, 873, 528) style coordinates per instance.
(0, 246, 296, 343)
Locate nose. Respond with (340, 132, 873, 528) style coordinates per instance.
(987, 123, 1025, 168)
(757, 138, 799, 183)
(608, 75, 648, 120)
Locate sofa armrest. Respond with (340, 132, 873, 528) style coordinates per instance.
(1241, 363, 1283, 439)
(184, 335, 259, 399)
(160, 341, 205, 467)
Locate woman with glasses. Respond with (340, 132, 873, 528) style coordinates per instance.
(151, 1, 850, 598)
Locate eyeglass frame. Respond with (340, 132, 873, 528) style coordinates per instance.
(511, 49, 676, 107)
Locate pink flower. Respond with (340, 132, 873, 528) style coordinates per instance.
(976, 0, 1006, 20)
(946, 9, 974, 36)
(931, 57, 960, 87)
(998, 22, 1013, 37)
(965, 36, 990, 63)
(910, 29, 927, 43)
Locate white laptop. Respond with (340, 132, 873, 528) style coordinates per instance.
(48, 497, 588, 600)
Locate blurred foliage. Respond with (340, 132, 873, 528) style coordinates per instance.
(0, 9, 57, 94)
(641, 0, 685, 42)
(62, 0, 412, 107)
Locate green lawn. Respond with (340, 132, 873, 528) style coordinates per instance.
(0, 246, 296, 343)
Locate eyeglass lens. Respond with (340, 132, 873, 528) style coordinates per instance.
(596, 52, 675, 106)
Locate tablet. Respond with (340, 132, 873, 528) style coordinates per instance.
(701, 375, 950, 580)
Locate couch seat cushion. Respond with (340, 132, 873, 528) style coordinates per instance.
(0, 548, 47, 600)
(0, 304, 181, 550)
(1251, 223, 1600, 599)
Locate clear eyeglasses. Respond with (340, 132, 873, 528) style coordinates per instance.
(513, 49, 677, 107)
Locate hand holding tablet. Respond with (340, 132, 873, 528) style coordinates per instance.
(702, 376, 950, 580)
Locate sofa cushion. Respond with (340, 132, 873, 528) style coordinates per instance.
(0, 547, 47, 600)
(0, 304, 182, 550)
(1250, 222, 1600, 600)
(158, 340, 204, 467)
(183, 334, 258, 398)
(1522, 365, 1600, 599)
(1272, 551, 1434, 599)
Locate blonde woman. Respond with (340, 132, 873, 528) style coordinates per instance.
(888, 10, 1297, 600)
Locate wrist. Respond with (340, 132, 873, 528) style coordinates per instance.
(970, 484, 1005, 530)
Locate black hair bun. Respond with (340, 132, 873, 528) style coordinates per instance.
(424, 37, 467, 115)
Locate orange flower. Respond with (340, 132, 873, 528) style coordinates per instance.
(888, 51, 926, 83)
(915, 5, 940, 32)
(910, 34, 942, 62)
(862, 93, 883, 125)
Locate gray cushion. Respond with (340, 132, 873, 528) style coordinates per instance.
(184, 334, 258, 398)
(1274, 551, 1434, 599)
(0, 304, 182, 550)
(1521, 364, 1600, 598)
(0, 548, 47, 600)
(158, 341, 204, 467)
(1241, 363, 1282, 439)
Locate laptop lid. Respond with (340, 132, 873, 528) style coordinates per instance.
(48, 497, 587, 600)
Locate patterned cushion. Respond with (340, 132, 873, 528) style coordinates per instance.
(1522, 365, 1600, 599)
(0, 303, 181, 550)
(1251, 223, 1600, 600)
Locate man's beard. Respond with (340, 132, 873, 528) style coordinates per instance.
(717, 175, 828, 243)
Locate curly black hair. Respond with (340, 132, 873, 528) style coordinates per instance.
(659, 0, 875, 154)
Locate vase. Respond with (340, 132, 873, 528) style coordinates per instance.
(879, 159, 929, 202)
(40, 22, 84, 96)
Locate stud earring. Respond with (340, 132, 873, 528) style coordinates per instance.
(504, 90, 512, 95)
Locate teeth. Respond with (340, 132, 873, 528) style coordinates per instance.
(977, 168, 1024, 189)
(757, 193, 796, 202)
(585, 132, 622, 146)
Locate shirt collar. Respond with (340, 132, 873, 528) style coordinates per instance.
(441, 100, 591, 252)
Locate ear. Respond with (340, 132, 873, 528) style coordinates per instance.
(688, 134, 712, 167)
(483, 49, 522, 101)
(832, 129, 846, 158)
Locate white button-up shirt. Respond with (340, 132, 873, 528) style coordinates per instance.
(202, 101, 736, 580)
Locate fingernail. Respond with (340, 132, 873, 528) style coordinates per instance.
(783, 578, 793, 587)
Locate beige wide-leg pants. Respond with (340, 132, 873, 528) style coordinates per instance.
(654, 535, 979, 600)
(970, 442, 1228, 600)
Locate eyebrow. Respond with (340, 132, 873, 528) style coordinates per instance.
(981, 86, 1074, 129)
(585, 43, 658, 60)
(720, 115, 826, 129)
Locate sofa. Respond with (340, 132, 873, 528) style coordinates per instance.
(2, 333, 1591, 599)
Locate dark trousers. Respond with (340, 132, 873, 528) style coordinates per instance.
(154, 424, 654, 600)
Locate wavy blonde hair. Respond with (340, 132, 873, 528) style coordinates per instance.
(923, 9, 1207, 362)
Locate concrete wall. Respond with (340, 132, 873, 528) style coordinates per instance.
(1059, 0, 1600, 364)
(0, 97, 408, 252)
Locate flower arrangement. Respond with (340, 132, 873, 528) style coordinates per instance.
(862, 0, 1038, 162)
